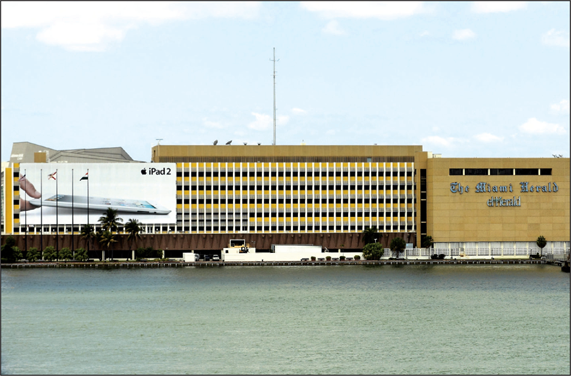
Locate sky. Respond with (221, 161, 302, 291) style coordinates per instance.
(2, 1, 569, 162)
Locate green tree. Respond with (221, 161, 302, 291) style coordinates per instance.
(80, 224, 95, 254)
(421, 235, 434, 249)
(536, 235, 547, 257)
(362, 227, 378, 245)
(99, 208, 123, 261)
(74, 248, 89, 262)
(390, 237, 406, 259)
(362, 242, 384, 260)
(60, 247, 73, 262)
(1, 236, 21, 262)
(98, 230, 117, 261)
(26, 247, 41, 262)
(43, 246, 58, 262)
(125, 218, 144, 249)
(98, 208, 123, 233)
(136, 246, 160, 260)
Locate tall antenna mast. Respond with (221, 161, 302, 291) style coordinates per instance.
(270, 47, 279, 145)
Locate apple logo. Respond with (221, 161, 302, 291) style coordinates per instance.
(141, 168, 147, 175)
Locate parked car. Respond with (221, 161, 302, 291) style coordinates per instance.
(212, 255, 220, 261)
(204, 255, 210, 261)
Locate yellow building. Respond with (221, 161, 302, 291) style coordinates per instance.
(2, 143, 569, 257)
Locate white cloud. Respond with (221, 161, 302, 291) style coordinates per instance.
(300, 1, 425, 20)
(291, 108, 307, 115)
(550, 99, 570, 114)
(247, 112, 289, 131)
(471, 2, 527, 13)
(1, 2, 261, 51)
(322, 20, 345, 35)
(475, 133, 504, 142)
(542, 29, 570, 48)
(519, 118, 566, 135)
(452, 29, 476, 41)
(419, 30, 430, 37)
(432, 126, 440, 132)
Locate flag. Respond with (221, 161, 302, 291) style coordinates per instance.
(48, 171, 57, 180)
(80, 172, 89, 181)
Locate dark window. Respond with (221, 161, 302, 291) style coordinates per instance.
(449, 169, 463, 175)
(465, 169, 488, 175)
(176, 171, 182, 177)
(490, 169, 513, 175)
(540, 168, 552, 176)
(515, 168, 539, 175)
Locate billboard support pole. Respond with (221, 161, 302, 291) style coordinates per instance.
(56, 169, 58, 262)
(72, 169, 74, 256)
(87, 169, 90, 258)
(40, 169, 43, 257)
(24, 169, 27, 254)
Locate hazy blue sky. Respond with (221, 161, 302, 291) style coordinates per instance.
(2, 1, 569, 162)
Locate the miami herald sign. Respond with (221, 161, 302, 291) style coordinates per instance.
(450, 181, 559, 207)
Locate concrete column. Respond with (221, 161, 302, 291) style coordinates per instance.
(102, 250, 105, 261)
(132, 250, 135, 260)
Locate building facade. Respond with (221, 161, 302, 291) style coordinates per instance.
(1, 143, 569, 257)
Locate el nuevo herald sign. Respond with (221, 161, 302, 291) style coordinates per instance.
(450, 181, 559, 207)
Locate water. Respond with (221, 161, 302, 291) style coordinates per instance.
(2, 265, 569, 374)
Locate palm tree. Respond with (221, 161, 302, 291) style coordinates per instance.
(98, 230, 117, 261)
(98, 208, 123, 233)
(80, 224, 95, 258)
(125, 218, 144, 254)
(98, 208, 123, 261)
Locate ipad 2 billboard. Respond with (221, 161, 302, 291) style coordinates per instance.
(18, 163, 176, 225)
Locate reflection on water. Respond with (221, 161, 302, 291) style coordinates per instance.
(2, 265, 569, 374)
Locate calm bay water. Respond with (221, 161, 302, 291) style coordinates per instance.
(2, 265, 569, 375)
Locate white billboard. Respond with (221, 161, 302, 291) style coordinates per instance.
(18, 163, 176, 225)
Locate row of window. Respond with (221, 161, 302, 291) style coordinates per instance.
(185, 225, 413, 232)
(176, 170, 413, 177)
(178, 184, 413, 191)
(188, 211, 413, 219)
(177, 197, 416, 204)
(449, 168, 552, 176)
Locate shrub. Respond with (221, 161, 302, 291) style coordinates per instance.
(27, 247, 41, 262)
(43, 246, 58, 261)
(326, 256, 331, 261)
(310, 256, 316, 261)
(438, 254, 445, 260)
(60, 247, 73, 261)
(362, 243, 384, 260)
(354, 255, 361, 260)
(340, 256, 346, 261)
(75, 248, 89, 262)
(431, 254, 438, 260)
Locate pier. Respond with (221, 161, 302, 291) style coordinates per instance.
(3, 259, 547, 268)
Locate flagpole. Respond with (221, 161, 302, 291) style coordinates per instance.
(40, 169, 43, 256)
(24, 169, 27, 255)
(56, 168, 59, 262)
(72, 169, 74, 256)
(87, 169, 90, 258)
